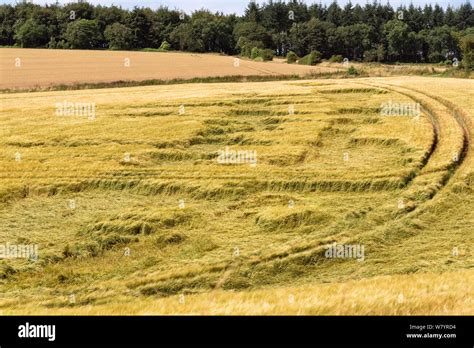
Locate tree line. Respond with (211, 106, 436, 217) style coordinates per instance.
(1, 1, 473, 65)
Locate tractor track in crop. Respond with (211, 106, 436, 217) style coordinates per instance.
(130, 80, 472, 296)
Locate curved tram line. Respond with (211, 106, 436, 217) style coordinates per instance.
(125, 83, 472, 295)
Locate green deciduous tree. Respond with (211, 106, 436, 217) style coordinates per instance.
(423, 25, 459, 63)
(460, 34, 474, 69)
(234, 21, 271, 55)
(65, 19, 101, 49)
(0, 5, 16, 45)
(384, 19, 419, 62)
(14, 18, 49, 47)
(305, 18, 333, 58)
(104, 23, 133, 50)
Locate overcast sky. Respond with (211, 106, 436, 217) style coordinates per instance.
(1, 0, 470, 14)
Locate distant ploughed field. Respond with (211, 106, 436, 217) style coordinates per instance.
(0, 48, 337, 90)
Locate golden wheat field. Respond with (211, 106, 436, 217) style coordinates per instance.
(0, 68, 473, 315)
